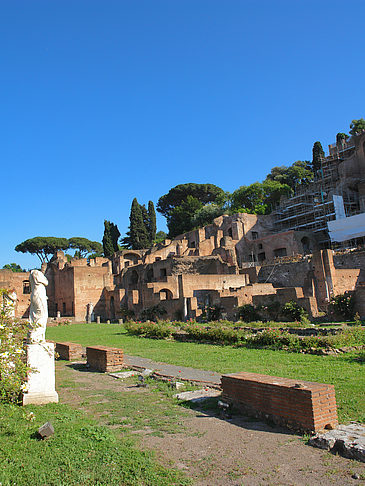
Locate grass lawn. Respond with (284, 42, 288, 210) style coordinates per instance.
(47, 323, 365, 424)
(0, 401, 190, 486)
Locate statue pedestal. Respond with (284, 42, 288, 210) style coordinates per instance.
(22, 342, 59, 405)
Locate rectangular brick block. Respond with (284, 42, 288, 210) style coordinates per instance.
(55, 342, 84, 361)
(221, 372, 338, 433)
(86, 346, 124, 372)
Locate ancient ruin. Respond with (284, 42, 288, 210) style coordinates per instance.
(2, 132, 365, 322)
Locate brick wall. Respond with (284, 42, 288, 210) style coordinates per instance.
(221, 372, 338, 433)
(86, 346, 124, 372)
(0, 269, 31, 318)
(55, 342, 84, 361)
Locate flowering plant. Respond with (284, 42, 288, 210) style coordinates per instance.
(0, 288, 30, 403)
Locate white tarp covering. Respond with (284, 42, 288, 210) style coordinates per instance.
(328, 212, 365, 242)
(333, 195, 346, 220)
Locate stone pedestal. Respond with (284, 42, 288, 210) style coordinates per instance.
(22, 342, 59, 405)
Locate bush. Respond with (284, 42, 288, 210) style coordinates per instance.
(0, 289, 30, 403)
(124, 320, 175, 339)
(237, 304, 260, 322)
(140, 304, 167, 321)
(329, 294, 355, 320)
(281, 301, 308, 322)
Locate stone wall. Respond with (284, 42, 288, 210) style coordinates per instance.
(0, 269, 31, 318)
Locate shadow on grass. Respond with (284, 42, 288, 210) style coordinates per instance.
(342, 351, 365, 364)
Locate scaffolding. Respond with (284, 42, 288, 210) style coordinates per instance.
(272, 138, 360, 247)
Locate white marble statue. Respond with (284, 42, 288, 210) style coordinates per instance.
(29, 269, 48, 343)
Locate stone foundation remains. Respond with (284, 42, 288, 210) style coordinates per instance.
(221, 372, 338, 433)
(55, 342, 84, 361)
(86, 345, 124, 372)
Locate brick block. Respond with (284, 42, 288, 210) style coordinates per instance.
(55, 342, 84, 361)
(221, 372, 338, 433)
(86, 346, 124, 372)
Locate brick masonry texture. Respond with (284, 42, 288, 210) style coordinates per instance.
(86, 346, 124, 372)
(221, 372, 338, 433)
(55, 342, 83, 361)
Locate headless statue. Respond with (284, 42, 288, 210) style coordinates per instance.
(28, 269, 48, 343)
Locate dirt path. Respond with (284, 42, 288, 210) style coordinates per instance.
(56, 361, 364, 486)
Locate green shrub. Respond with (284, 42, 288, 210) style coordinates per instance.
(185, 324, 244, 344)
(140, 304, 167, 321)
(281, 301, 308, 322)
(237, 304, 260, 322)
(329, 294, 355, 320)
(124, 320, 175, 339)
(0, 289, 30, 403)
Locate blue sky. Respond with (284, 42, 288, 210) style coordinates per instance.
(1, 0, 364, 269)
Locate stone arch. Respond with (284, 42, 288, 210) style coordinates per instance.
(159, 288, 173, 301)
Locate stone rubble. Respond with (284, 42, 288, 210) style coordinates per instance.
(309, 423, 365, 463)
(174, 388, 221, 403)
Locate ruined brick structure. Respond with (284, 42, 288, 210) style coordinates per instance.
(1, 133, 365, 322)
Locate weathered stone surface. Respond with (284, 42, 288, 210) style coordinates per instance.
(22, 342, 59, 405)
(109, 371, 136, 379)
(309, 423, 365, 462)
(174, 389, 221, 403)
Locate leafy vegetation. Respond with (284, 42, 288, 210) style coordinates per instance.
(2, 263, 26, 272)
(122, 198, 157, 249)
(15, 237, 70, 263)
(0, 289, 29, 403)
(102, 220, 120, 257)
(312, 141, 325, 175)
(349, 118, 365, 136)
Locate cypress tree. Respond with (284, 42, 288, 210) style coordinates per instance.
(102, 220, 115, 257)
(312, 141, 325, 176)
(129, 198, 150, 249)
(148, 200, 157, 244)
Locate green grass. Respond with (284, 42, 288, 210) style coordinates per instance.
(0, 401, 190, 486)
(47, 323, 365, 423)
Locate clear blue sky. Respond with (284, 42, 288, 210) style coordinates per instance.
(1, 0, 364, 270)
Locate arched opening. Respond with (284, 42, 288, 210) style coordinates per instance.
(124, 253, 140, 267)
(23, 280, 30, 294)
(146, 268, 154, 282)
(159, 288, 173, 301)
(110, 296, 115, 320)
(301, 237, 311, 254)
(130, 270, 139, 285)
(273, 247, 287, 257)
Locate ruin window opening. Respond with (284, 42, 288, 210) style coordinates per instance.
(258, 243, 263, 250)
(258, 252, 266, 262)
(62, 302, 66, 315)
(23, 280, 30, 294)
(188, 241, 196, 248)
(159, 288, 173, 300)
(273, 248, 287, 257)
(228, 228, 233, 238)
(160, 268, 167, 278)
(252, 231, 258, 240)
